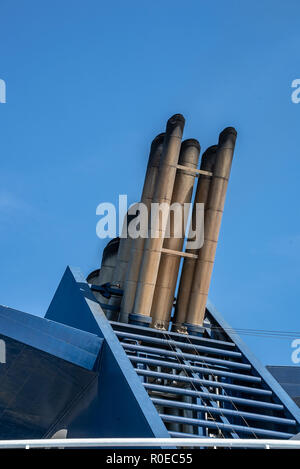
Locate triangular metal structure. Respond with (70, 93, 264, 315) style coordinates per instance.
(111, 303, 300, 439)
(0, 266, 299, 441)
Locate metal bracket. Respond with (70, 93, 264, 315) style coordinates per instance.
(161, 248, 198, 259)
(176, 164, 213, 177)
(90, 283, 124, 299)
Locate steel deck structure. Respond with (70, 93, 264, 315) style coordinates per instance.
(110, 317, 300, 440)
(0, 266, 299, 444)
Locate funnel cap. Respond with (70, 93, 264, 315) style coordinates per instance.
(219, 127, 237, 145)
(166, 113, 185, 134)
(181, 138, 201, 152)
(200, 145, 217, 171)
(150, 132, 165, 151)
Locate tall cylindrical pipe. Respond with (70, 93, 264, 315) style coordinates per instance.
(150, 139, 200, 330)
(87, 269, 100, 285)
(86, 268, 111, 311)
(89, 237, 120, 305)
(173, 146, 217, 333)
(119, 133, 165, 323)
(185, 127, 237, 332)
(98, 238, 120, 285)
(107, 211, 138, 317)
(131, 114, 185, 325)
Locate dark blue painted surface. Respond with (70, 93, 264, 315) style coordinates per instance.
(0, 305, 102, 370)
(45, 266, 170, 439)
(0, 304, 103, 439)
(0, 333, 99, 439)
(267, 366, 300, 408)
(0, 266, 169, 440)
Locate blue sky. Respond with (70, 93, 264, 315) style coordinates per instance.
(0, 0, 299, 365)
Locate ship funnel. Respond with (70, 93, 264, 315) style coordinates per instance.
(151, 139, 200, 330)
(184, 127, 237, 334)
(173, 145, 217, 333)
(131, 114, 185, 326)
(90, 117, 236, 334)
(119, 133, 165, 323)
(87, 237, 120, 306)
(106, 209, 139, 319)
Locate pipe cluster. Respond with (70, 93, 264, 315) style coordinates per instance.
(89, 114, 237, 334)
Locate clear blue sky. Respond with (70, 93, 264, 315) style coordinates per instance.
(0, 0, 299, 366)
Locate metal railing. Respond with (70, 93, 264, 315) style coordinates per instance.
(111, 321, 300, 440)
(0, 438, 299, 449)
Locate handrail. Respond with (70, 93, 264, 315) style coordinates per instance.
(0, 438, 299, 449)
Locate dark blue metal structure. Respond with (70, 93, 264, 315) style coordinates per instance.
(0, 265, 299, 442)
(267, 366, 300, 408)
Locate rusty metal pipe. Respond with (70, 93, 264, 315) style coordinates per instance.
(119, 133, 165, 323)
(173, 146, 217, 333)
(185, 127, 237, 332)
(151, 139, 200, 330)
(131, 114, 185, 326)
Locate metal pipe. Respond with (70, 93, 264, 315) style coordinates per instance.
(186, 128, 237, 330)
(110, 321, 235, 347)
(136, 369, 272, 396)
(152, 398, 296, 425)
(131, 114, 185, 325)
(119, 133, 165, 323)
(173, 146, 217, 333)
(143, 383, 284, 410)
(165, 406, 182, 434)
(87, 269, 110, 309)
(107, 211, 139, 319)
(88, 238, 120, 305)
(86, 269, 100, 285)
(151, 139, 200, 330)
(98, 238, 120, 285)
(160, 415, 294, 439)
(129, 356, 260, 383)
(121, 342, 251, 369)
(115, 330, 241, 357)
(182, 394, 196, 436)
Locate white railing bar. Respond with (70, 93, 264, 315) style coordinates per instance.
(0, 438, 299, 449)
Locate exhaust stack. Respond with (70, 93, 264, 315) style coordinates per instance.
(107, 211, 138, 319)
(119, 133, 165, 323)
(173, 145, 217, 333)
(185, 127, 237, 333)
(131, 114, 185, 326)
(150, 139, 200, 330)
(89, 116, 237, 333)
(87, 237, 120, 306)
